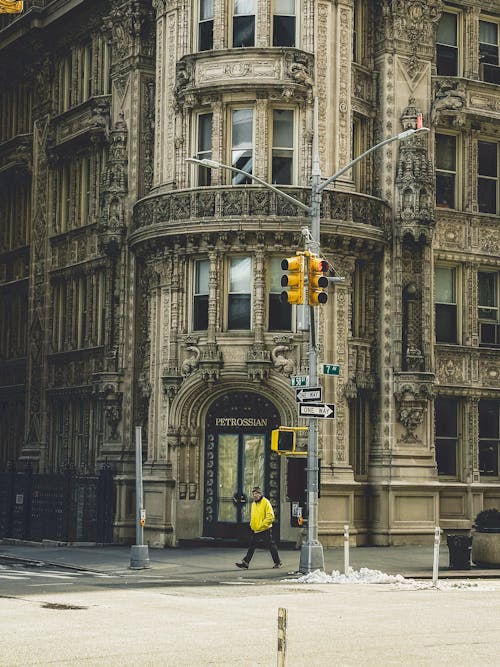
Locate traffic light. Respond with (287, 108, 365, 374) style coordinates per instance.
(281, 253, 305, 305)
(271, 426, 308, 455)
(308, 255, 329, 306)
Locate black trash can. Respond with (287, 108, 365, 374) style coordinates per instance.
(447, 534, 472, 570)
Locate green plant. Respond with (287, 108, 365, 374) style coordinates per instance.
(473, 508, 500, 531)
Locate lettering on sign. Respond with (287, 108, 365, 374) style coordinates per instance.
(215, 417, 268, 427)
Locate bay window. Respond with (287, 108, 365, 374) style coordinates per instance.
(194, 259, 209, 331)
(273, 0, 296, 48)
(199, 0, 214, 51)
(197, 113, 213, 186)
(271, 109, 294, 184)
(231, 108, 253, 184)
(228, 256, 251, 330)
(233, 0, 255, 48)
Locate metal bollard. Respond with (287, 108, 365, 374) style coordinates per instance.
(277, 607, 287, 667)
(344, 524, 350, 575)
(432, 526, 441, 586)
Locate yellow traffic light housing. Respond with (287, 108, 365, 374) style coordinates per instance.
(308, 255, 329, 306)
(281, 253, 305, 305)
(271, 426, 308, 456)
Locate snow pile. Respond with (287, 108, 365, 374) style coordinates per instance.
(283, 568, 495, 591)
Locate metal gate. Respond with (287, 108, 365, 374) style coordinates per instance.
(0, 464, 115, 543)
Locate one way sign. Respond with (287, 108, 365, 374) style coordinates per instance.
(295, 387, 322, 403)
(298, 403, 335, 419)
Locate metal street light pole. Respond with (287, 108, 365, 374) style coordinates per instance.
(187, 103, 429, 573)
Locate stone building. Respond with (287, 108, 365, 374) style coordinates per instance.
(1, 0, 500, 547)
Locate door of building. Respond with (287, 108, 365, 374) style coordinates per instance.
(203, 392, 281, 540)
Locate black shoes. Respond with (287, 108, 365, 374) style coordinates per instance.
(236, 561, 249, 569)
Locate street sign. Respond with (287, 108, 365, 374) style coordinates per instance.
(298, 403, 335, 419)
(290, 375, 309, 387)
(295, 387, 322, 403)
(321, 364, 340, 376)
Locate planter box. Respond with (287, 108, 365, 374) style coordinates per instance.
(472, 531, 500, 567)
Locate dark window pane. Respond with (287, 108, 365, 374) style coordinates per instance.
(479, 142, 497, 177)
(435, 304, 457, 343)
(479, 400, 499, 438)
(194, 295, 209, 330)
(480, 323, 500, 346)
(436, 172, 455, 208)
(478, 178, 497, 213)
(435, 398, 458, 437)
(228, 294, 251, 329)
(436, 45, 458, 76)
(482, 63, 500, 84)
(199, 21, 213, 51)
(233, 16, 255, 47)
(272, 156, 292, 184)
(273, 16, 295, 47)
(436, 440, 457, 475)
(269, 293, 291, 331)
(479, 441, 499, 476)
(436, 134, 456, 170)
(480, 43, 499, 66)
(232, 151, 253, 184)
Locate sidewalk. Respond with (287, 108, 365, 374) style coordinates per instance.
(1, 539, 499, 581)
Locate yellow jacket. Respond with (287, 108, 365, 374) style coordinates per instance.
(250, 496, 275, 533)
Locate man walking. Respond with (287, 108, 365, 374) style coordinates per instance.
(236, 487, 282, 569)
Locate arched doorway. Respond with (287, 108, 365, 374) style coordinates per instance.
(203, 391, 281, 539)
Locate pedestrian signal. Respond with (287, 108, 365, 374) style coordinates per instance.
(281, 254, 305, 305)
(308, 255, 329, 306)
(271, 426, 308, 456)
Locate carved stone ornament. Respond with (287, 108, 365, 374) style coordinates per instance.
(394, 379, 435, 443)
(97, 114, 128, 256)
(198, 343, 223, 385)
(271, 339, 296, 377)
(390, 1, 444, 51)
(181, 345, 201, 377)
(431, 79, 466, 125)
(395, 99, 435, 241)
(246, 344, 271, 384)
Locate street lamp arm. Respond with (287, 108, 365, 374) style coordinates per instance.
(186, 157, 312, 214)
(317, 126, 430, 194)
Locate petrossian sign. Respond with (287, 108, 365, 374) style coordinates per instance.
(215, 418, 268, 427)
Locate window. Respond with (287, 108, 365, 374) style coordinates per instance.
(194, 259, 209, 330)
(478, 141, 498, 214)
(479, 400, 500, 477)
(199, 0, 214, 51)
(273, 0, 295, 47)
(233, 0, 255, 48)
(349, 396, 369, 477)
(231, 108, 253, 184)
(435, 133, 457, 208)
(435, 397, 458, 476)
(434, 266, 457, 343)
(352, 116, 369, 193)
(197, 113, 213, 186)
(436, 12, 458, 76)
(269, 257, 291, 331)
(478, 272, 500, 347)
(228, 256, 251, 330)
(352, 262, 368, 338)
(480, 20, 500, 84)
(271, 109, 294, 184)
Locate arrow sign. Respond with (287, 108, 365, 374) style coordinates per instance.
(298, 403, 335, 419)
(295, 387, 322, 403)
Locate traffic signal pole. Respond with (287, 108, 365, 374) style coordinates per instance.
(186, 104, 429, 575)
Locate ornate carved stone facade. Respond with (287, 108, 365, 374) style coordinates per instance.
(1, 0, 500, 547)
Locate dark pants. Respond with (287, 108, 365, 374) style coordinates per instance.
(243, 528, 281, 565)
